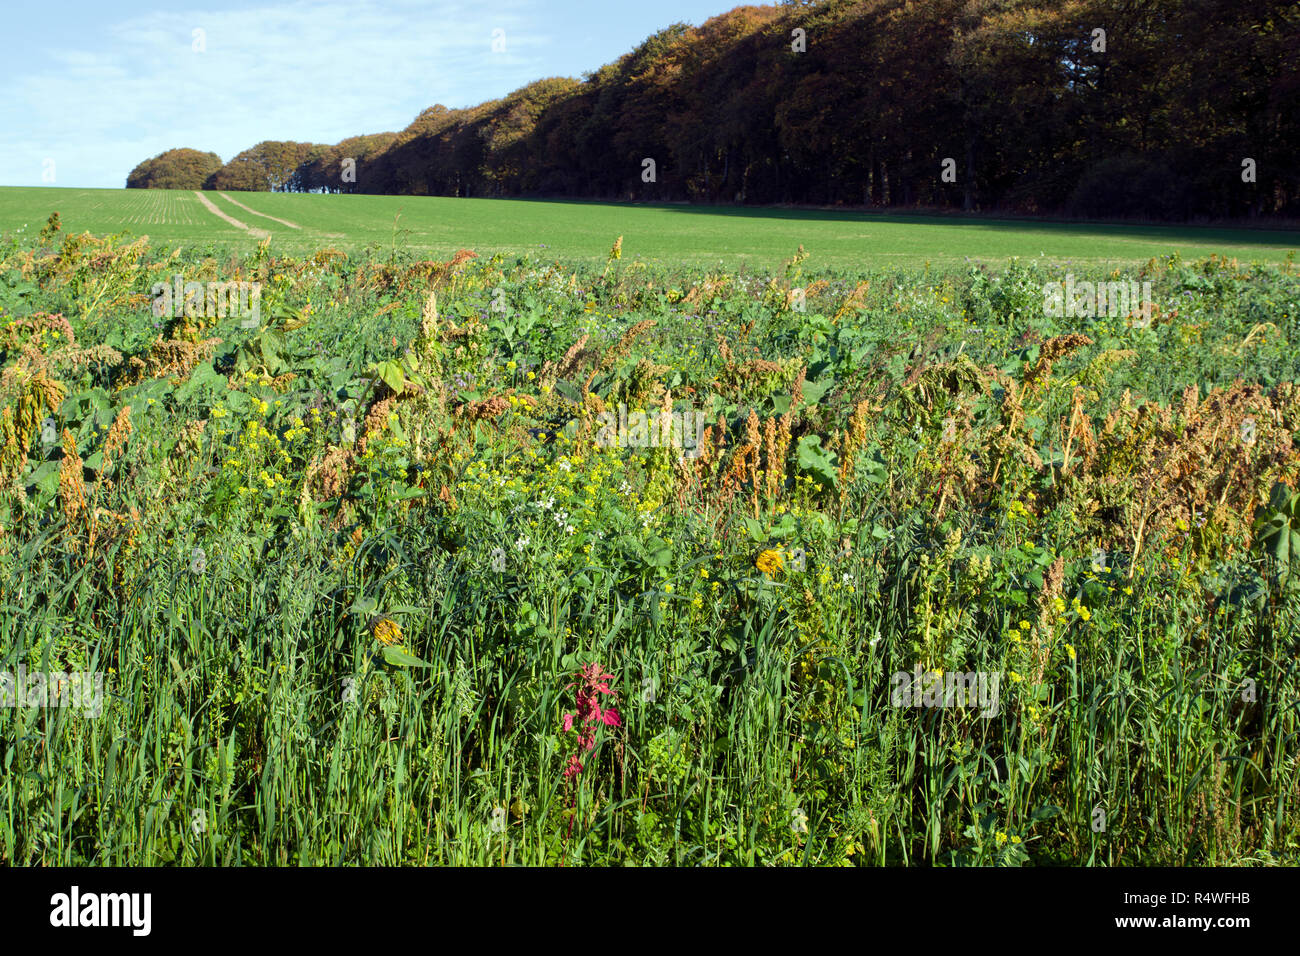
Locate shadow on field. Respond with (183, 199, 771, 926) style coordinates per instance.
(498, 196, 1300, 249)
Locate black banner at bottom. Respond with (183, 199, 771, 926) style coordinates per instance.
(0, 865, 1275, 942)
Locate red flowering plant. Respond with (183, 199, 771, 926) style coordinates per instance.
(561, 662, 621, 780)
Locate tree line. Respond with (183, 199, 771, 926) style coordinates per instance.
(126, 0, 1300, 220)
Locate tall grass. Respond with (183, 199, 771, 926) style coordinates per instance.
(2, 230, 1298, 865)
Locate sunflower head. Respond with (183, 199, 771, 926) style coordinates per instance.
(370, 615, 403, 646)
(756, 548, 784, 578)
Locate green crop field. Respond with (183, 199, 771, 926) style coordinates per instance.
(2, 186, 1297, 270)
(2, 207, 1300, 865)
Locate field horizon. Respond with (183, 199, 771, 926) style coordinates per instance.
(2, 186, 1297, 271)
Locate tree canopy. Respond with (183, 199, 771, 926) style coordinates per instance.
(127, 0, 1300, 219)
(125, 148, 223, 190)
(204, 141, 325, 192)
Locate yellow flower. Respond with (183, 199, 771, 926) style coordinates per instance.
(371, 617, 403, 646)
(1066, 644, 1076, 660)
(995, 831, 1008, 845)
(756, 549, 784, 577)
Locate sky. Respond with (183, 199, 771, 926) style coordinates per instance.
(1, 0, 746, 189)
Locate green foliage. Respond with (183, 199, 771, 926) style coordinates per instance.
(1253, 481, 1300, 585)
(2, 229, 1299, 867)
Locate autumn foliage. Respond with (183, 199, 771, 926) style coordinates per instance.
(129, 1, 1300, 220)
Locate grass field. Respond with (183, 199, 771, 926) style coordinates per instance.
(2, 213, 1299, 865)
(2, 186, 1297, 270)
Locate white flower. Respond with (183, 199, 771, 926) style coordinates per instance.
(514, 535, 530, 552)
(558, 459, 571, 472)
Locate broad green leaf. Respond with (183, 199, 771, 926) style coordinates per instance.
(376, 360, 405, 395)
(382, 646, 431, 668)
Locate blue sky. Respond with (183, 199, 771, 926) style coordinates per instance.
(2, 0, 744, 188)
